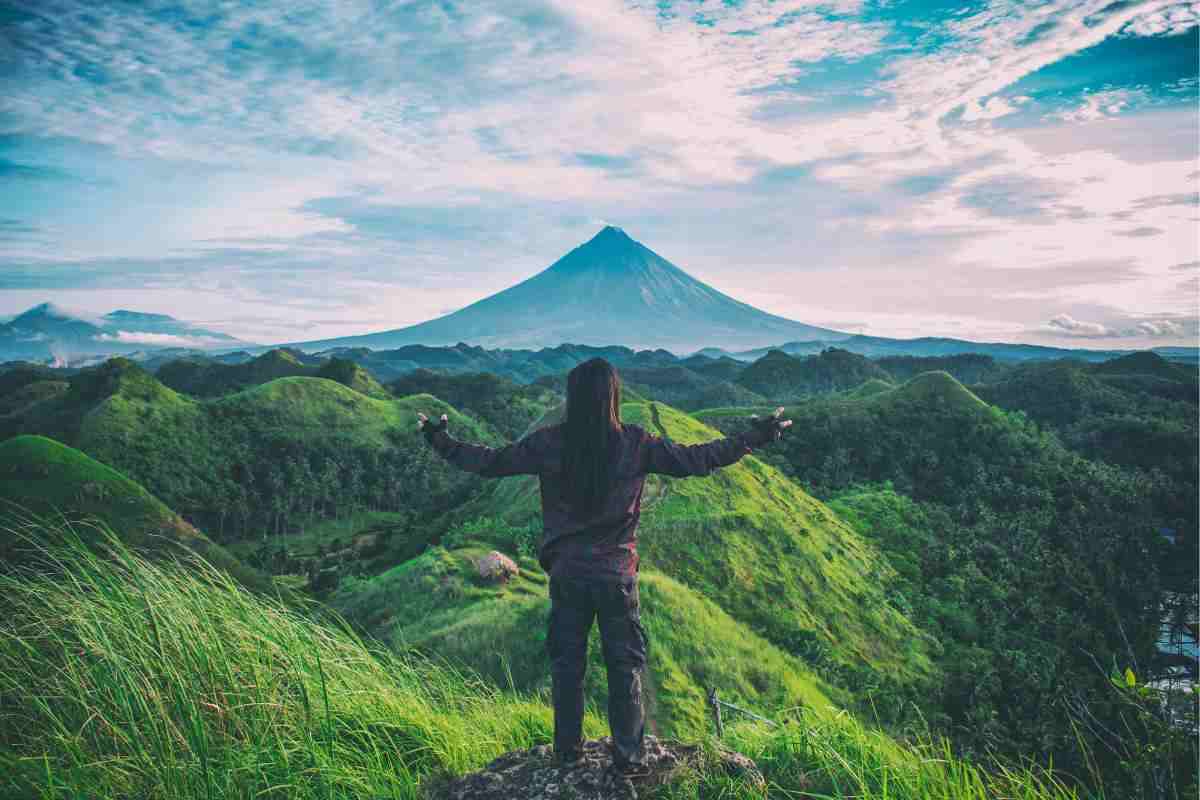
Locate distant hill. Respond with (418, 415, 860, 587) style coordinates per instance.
(0, 303, 247, 363)
(0, 435, 272, 593)
(284, 226, 847, 353)
(972, 353, 1197, 488)
(1093, 350, 1196, 381)
(388, 369, 559, 439)
(727, 335, 1198, 364)
(735, 347, 891, 401)
(156, 349, 390, 399)
(876, 353, 1003, 384)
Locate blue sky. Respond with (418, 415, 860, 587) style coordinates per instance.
(0, 0, 1196, 348)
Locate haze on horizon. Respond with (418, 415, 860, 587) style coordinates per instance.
(0, 0, 1197, 350)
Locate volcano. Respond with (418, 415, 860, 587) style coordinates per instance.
(293, 226, 847, 354)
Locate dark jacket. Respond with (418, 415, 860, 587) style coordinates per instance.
(427, 420, 771, 577)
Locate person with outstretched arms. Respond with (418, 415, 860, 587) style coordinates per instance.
(417, 357, 790, 777)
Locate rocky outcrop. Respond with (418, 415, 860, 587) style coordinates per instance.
(436, 736, 764, 800)
(474, 550, 519, 584)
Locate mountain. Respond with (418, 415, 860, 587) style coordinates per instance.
(0, 302, 247, 364)
(286, 226, 848, 353)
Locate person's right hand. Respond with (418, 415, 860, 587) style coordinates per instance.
(748, 406, 792, 444)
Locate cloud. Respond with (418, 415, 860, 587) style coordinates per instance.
(1170, 260, 1200, 270)
(93, 330, 232, 348)
(1119, 3, 1200, 37)
(961, 97, 1022, 122)
(1051, 89, 1148, 122)
(1114, 226, 1165, 237)
(1042, 312, 1195, 338)
(1133, 319, 1185, 336)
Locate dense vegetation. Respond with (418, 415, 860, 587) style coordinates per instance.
(158, 349, 391, 398)
(701, 371, 1197, 795)
(0, 343, 1194, 798)
(0, 525, 1094, 800)
(388, 369, 559, 438)
(736, 348, 892, 400)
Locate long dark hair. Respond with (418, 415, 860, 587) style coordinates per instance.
(561, 358, 623, 516)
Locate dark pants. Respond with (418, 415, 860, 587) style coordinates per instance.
(547, 573, 648, 766)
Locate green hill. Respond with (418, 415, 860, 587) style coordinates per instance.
(389, 369, 560, 439)
(736, 347, 891, 401)
(0, 359, 503, 553)
(0, 529, 1088, 800)
(682, 379, 767, 410)
(837, 377, 894, 400)
(972, 357, 1197, 487)
(870, 370, 991, 414)
(678, 353, 747, 382)
(407, 398, 936, 696)
(1093, 350, 1194, 381)
(314, 357, 391, 399)
(0, 435, 272, 593)
(155, 348, 390, 398)
(876, 353, 1002, 384)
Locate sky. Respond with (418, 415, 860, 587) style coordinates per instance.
(0, 0, 1197, 349)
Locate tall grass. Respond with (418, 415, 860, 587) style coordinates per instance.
(0, 518, 1098, 800)
(0, 520, 580, 799)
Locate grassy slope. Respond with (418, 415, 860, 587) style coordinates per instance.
(0, 527, 1087, 800)
(332, 545, 840, 739)
(415, 399, 935, 689)
(0, 435, 273, 593)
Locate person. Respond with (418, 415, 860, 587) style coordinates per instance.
(416, 357, 790, 775)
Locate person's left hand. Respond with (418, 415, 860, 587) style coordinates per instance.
(417, 412, 449, 440)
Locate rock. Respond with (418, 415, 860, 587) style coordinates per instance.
(434, 736, 764, 800)
(352, 532, 385, 558)
(474, 551, 519, 584)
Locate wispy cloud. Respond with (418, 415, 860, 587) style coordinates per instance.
(94, 330, 228, 348)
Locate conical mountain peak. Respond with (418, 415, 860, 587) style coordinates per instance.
(591, 224, 632, 243)
(566, 225, 643, 259)
(288, 227, 846, 352)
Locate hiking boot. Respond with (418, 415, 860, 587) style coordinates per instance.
(555, 749, 585, 768)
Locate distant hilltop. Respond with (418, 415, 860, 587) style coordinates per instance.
(284, 226, 849, 354)
(0, 302, 246, 364)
